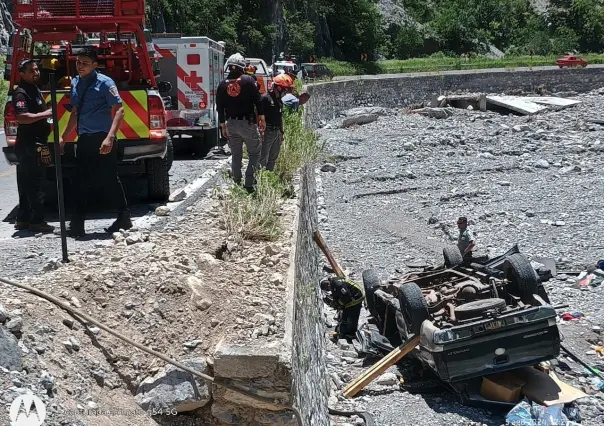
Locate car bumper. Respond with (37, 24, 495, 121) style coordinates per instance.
(419, 312, 560, 382)
(3, 138, 167, 166)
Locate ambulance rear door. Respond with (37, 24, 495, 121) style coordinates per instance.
(176, 42, 211, 128)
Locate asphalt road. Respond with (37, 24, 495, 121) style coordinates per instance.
(332, 64, 604, 81)
(0, 138, 229, 278)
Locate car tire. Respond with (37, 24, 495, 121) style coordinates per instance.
(398, 283, 429, 337)
(558, 65, 563, 68)
(443, 246, 464, 268)
(503, 253, 539, 303)
(362, 269, 381, 315)
(146, 153, 170, 202)
(454, 298, 506, 321)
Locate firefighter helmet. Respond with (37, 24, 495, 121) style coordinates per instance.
(40, 57, 60, 70)
(58, 76, 72, 89)
(272, 74, 295, 88)
(244, 64, 257, 75)
(226, 53, 246, 71)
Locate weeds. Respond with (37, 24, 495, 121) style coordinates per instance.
(274, 110, 321, 184)
(220, 169, 285, 241)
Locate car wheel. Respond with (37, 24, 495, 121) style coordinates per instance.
(454, 298, 506, 321)
(443, 246, 464, 268)
(398, 283, 429, 337)
(362, 269, 381, 315)
(503, 253, 539, 303)
(558, 65, 563, 68)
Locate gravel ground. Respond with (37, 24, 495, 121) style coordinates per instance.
(317, 89, 604, 425)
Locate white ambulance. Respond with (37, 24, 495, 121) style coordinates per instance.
(152, 34, 225, 156)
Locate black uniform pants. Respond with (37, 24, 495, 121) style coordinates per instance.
(337, 303, 362, 339)
(74, 132, 128, 218)
(16, 152, 45, 224)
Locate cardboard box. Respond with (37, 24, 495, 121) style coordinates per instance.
(480, 372, 526, 403)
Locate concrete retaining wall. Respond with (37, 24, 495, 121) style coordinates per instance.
(304, 66, 604, 128)
(289, 165, 329, 425)
(211, 165, 328, 425)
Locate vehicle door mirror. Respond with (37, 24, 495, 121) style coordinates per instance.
(157, 81, 172, 93)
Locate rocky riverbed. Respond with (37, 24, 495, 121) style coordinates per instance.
(318, 89, 604, 425)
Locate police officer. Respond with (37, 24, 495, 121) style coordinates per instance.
(320, 276, 365, 340)
(216, 53, 265, 192)
(60, 48, 131, 237)
(457, 216, 476, 262)
(259, 74, 295, 171)
(12, 59, 55, 233)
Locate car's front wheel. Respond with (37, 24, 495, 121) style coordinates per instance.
(398, 283, 430, 337)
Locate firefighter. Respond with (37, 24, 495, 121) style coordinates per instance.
(12, 59, 55, 234)
(59, 48, 131, 237)
(320, 276, 365, 340)
(259, 74, 295, 171)
(457, 216, 476, 262)
(217, 53, 265, 192)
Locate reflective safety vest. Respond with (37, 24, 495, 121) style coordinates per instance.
(341, 278, 365, 309)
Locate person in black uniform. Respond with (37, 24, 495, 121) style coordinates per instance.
(259, 73, 295, 171)
(320, 276, 365, 339)
(12, 59, 54, 233)
(216, 53, 265, 192)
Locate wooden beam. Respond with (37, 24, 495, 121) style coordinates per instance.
(313, 230, 345, 278)
(342, 335, 420, 398)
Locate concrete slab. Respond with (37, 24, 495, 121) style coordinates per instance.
(486, 95, 549, 115)
(524, 97, 582, 108)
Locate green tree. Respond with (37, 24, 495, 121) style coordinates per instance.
(326, 0, 383, 60)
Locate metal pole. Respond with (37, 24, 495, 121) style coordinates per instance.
(49, 72, 69, 263)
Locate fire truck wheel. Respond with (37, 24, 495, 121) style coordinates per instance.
(146, 155, 170, 201)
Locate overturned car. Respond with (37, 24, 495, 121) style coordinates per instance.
(362, 245, 560, 383)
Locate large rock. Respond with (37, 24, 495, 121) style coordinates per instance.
(0, 326, 22, 371)
(341, 114, 378, 128)
(187, 276, 213, 311)
(341, 107, 390, 117)
(135, 358, 212, 412)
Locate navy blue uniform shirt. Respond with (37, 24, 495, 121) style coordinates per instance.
(70, 71, 122, 135)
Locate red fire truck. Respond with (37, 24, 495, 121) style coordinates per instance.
(2, 0, 173, 201)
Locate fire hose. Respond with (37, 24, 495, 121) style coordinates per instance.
(1, 276, 377, 425)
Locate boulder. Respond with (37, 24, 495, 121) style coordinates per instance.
(341, 114, 378, 128)
(135, 358, 212, 412)
(0, 326, 22, 371)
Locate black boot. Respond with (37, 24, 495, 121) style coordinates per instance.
(68, 216, 85, 237)
(105, 211, 133, 233)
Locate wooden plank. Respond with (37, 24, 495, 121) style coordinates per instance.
(343, 336, 420, 398)
(313, 230, 345, 278)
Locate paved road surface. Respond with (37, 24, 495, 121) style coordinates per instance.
(332, 64, 604, 81)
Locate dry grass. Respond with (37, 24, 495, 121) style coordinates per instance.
(220, 170, 285, 241)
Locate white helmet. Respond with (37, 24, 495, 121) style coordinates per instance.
(226, 53, 246, 70)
